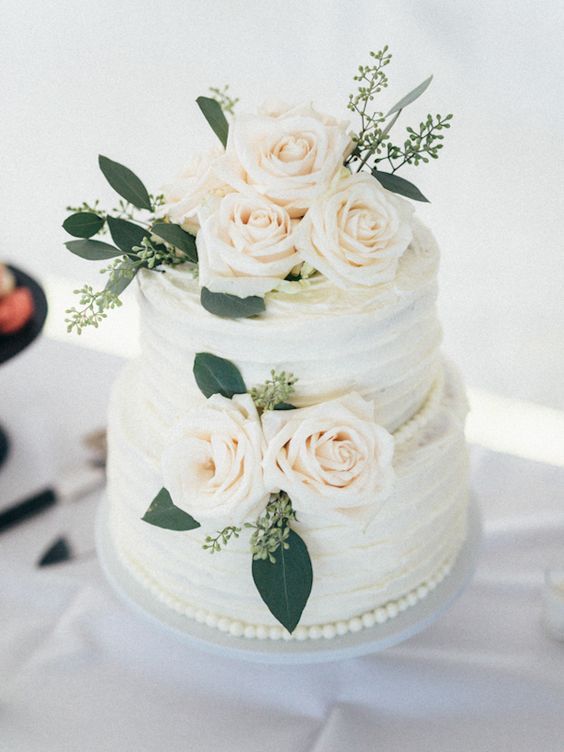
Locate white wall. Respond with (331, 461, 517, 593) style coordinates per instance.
(1, 0, 563, 408)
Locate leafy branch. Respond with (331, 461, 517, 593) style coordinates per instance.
(203, 525, 242, 553)
(376, 113, 453, 172)
(63, 156, 198, 332)
(65, 258, 141, 334)
(346, 46, 392, 172)
(345, 46, 453, 201)
(245, 491, 297, 564)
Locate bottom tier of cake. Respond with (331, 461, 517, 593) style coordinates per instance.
(106, 361, 470, 640)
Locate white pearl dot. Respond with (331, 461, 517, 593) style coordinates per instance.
(322, 624, 337, 639)
(282, 629, 292, 641)
(417, 584, 429, 600)
(243, 625, 256, 639)
(336, 621, 348, 636)
(398, 597, 408, 612)
(217, 617, 230, 633)
(375, 607, 388, 624)
(348, 617, 363, 633)
(386, 602, 399, 619)
(362, 612, 375, 629)
(407, 592, 418, 607)
(255, 625, 268, 640)
(269, 626, 283, 641)
(205, 613, 218, 628)
(294, 626, 308, 641)
(308, 626, 322, 640)
(195, 609, 207, 623)
(229, 621, 244, 637)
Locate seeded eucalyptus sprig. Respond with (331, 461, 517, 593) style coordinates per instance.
(203, 525, 242, 553)
(245, 491, 297, 564)
(249, 370, 298, 412)
(208, 84, 239, 115)
(345, 45, 453, 203)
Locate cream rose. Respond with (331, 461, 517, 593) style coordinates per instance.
(295, 172, 414, 289)
(262, 393, 395, 525)
(161, 393, 269, 527)
(160, 147, 230, 234)
(217, 103, 351, 218)
(197, 192, 301, 297)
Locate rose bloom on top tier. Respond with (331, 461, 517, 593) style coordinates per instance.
(162, 101, 416, 298)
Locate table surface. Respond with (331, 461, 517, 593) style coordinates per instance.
(1, 337, 563, 752)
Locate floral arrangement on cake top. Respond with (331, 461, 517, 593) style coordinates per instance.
(62, 46, 453, 331)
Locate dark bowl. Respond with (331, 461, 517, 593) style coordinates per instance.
(0, 265, 48, 366)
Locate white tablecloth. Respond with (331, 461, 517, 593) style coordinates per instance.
(1, 339, 563, 751)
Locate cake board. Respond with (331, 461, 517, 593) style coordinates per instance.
(96, 494, 482, 665)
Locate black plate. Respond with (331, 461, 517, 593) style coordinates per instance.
(0, 266, 48, 365)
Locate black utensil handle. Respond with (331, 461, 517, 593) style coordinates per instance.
(0, 488, 56, 533)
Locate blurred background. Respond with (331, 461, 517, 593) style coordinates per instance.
(0, 0, 563, 503)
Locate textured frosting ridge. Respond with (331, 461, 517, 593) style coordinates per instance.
(105, 218, 471, 639)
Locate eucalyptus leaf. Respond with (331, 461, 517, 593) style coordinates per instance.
(151, 222, 198, 263)
(252, 529, 313, 633)
(65, 238, 124, 260)
(98, 155, 152, 211)
(385, 74, 433, 117)
(200, 287, 265, 319)
(372, 170, 430, 203)
(104, 259, 140, 296)
(62, 212, 105, 238)
(193, 352, 246, 399)
(273, 402, 296, 410)
(142, 487, 200, 531)
(196, 96, 229, 147)
(107, 216, 148, 252)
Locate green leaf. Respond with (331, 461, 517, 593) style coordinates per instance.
(98, 155, 152, 211)
(200, 287, 266, 319)
(142, 488, 200, 531)
(151, 222, 198, 263)
(252, 529, 313, 633)
(65, 238, 123, 260)
(372, 170, 430, 203)
(196, 96, 229, 147)
(193, 352, 246, 399)
(62, 212, 105, 238)
(107, 216, 148, 252)
(273, 402, 296, 410)
(104, 259, 140, 296)
(385, 74, 433, 117)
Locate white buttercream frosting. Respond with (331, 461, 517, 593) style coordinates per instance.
(136, 217, 441, 435)
(105, 217, 471, 638)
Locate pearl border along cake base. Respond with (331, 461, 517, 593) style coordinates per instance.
(96, 494, 481, 664)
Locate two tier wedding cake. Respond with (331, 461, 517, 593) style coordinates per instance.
(63, 48, 468, 641)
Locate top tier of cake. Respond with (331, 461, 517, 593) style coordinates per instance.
(137, 217, 441, 434)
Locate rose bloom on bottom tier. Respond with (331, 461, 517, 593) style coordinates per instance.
(160, 393, 269, 527)
(262, 393, 395, 526)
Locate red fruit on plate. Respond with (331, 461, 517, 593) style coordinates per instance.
(0, 264, 16, 298)
(0, 287, 35, 334)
